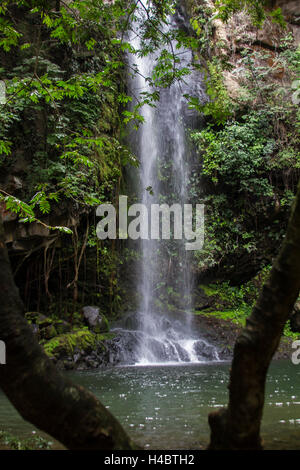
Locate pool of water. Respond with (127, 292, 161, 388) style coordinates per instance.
(0, 360, 300, 449)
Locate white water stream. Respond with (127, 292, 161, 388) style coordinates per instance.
(111, 6, 218, 365)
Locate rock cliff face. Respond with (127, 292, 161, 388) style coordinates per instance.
(2, 203, 82, 253)
(186, 0, 299, 100)
(181, 0, 299, 284)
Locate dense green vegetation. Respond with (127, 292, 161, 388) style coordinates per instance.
(0, 430, 54, 450)
(187, 1, 300, 290)
(0, 0, 299, 337)
(0, 0, 201, 321)
(0, 0, 132, 319)
(196, 267, 299, 339)
(0, 0, 300, 453)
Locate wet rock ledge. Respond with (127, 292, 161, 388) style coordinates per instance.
(26, 306, 294, 371)
(26, 308, 115, 371)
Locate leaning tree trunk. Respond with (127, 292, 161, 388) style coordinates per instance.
(0, 215, 136, 450)
(208, 181, 300, 450)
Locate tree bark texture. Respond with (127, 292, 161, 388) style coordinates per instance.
(0, 215, 136, 450)
(208, 180, 300, 449)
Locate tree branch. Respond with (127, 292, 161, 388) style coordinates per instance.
(0, 214, 136, 450)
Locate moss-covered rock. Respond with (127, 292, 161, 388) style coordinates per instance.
(25, 312, 52, 327)
(40, 324, 58, 340)
(82, 306, 110, 333)
(25, 312, 72, 341)
(43, 328, 98, 359)
(54, 319, 73, 335)
(42, 328, 116, 368)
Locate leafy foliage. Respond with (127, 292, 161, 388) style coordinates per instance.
(187, 4, 299, 280)
(0, 430, 53, 450)
(0, 0, 201, 317)
(187, 58, 233, 125)
(214, 0, 286, 27)
(192, 111, 276, 192)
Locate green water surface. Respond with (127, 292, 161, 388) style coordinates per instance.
(0, 360, 299, 449)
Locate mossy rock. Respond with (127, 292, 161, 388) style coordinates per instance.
(96, 313, 109, 334)
(43, 329, 98, 360)
(53, 319, 72, 335)
(25, 312, 71, 340)
(196, 283, 242, 311)
(82, 306, 110, 333)
(194, 308, 250, 327)
(40, 324, 57, 340)
(25, 312, 52, 327)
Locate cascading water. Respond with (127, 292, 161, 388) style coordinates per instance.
(109, 6, 219, 365)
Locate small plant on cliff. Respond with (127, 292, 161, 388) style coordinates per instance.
(214, 0, 286, 28)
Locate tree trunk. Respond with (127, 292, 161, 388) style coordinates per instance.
(0, 216, 136, 450)
(208, 181, 300, 449)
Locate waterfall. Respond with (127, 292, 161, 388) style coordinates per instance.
(109, 7, 219, 365)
